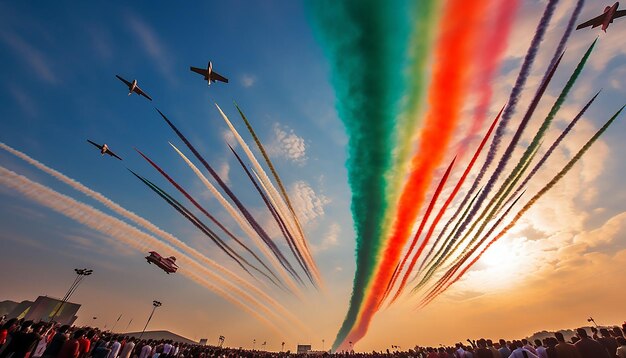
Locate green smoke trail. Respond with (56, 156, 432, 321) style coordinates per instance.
(307, 0, 423, 349)
(423, 104, 625, 303)
(412, 187, 483, 291)
(443, 40, 596, 264)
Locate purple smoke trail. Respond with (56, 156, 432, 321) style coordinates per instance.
(445, 51, 564, 260)
(423, 0, 560, 272)
(542, 0, 585, 85)
(510, 90, 600, 200)
(155, 109, 304, 285)
(228, 144, 312, 284)
(442, 0, 560, 249)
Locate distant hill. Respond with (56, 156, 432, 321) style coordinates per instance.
(122, 330, 196, 345)
(0, 300, 19, 316)
(526, 325, 622, 343)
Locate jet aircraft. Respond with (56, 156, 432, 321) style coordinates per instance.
(190, 61, 229, 86)
(146, 251, 178, 274)
(87, 140, 122, 160)
(115, 75, 153, 101)
(576, 2, 626, 31)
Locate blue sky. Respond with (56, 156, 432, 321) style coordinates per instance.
(2, 0, 626, 352)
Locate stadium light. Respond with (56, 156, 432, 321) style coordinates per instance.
(50, 268, 93, 322)
(139, 300, 162, 339)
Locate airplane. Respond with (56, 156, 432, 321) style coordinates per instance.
(576, 2, 626, 32)
(87, 140, 123, 160)
(190, 61, 229, 86)
(115, 75, 153, 101)
(145, 251, 178, 274)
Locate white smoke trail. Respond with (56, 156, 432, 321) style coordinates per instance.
(214, 104, 322, 285)
(0, 166, 305, 335)
(0, 143, 306, 330)
(169, 142, 305, 300)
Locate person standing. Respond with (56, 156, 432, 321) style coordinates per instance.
(118, 338, 135, 358)
(509, 341, 538, 358)
(58, 330, 84, 358)
(534, 339, 548, 358)
(574, 328, 610, 358)
(139, 341, 153, 358)
(616, 337, 626, 358)
(41, 325, 69, 358)
(498, 340, 511, 358)
(108, 337, 121, 358)
(554, 332, 581, 358)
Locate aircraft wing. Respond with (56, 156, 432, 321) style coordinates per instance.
(576, 13, 606, 29)
(106, 149, 123, 161)
(134, 86, 153, 101)
(210, 71, 229, 83)
(190, 66, 209, 76)
(87, 140, 103, 150)
(614, 9, 626, 20)
(115, 75, 132, 87)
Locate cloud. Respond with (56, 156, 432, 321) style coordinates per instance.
(7, 85, 37, 118)
(290, 181, 330, 225)
(0, 32, 56, 84)
(222, 129, 237, 148)
(241, 74, 257, 88)
(125, 12, 177, 85)
(217, 161, 230, 184)
(312, 223, 340, 253)
(269, 124, 307, 165)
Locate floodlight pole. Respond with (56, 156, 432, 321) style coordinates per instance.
(50, 268, 93, 322)
(139, 300, 162, 339)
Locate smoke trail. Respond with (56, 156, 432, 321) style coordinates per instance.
(136, 148, 302, 283)
(0, 142, 282, 303)
(420, 190, 526, 306)
(337, 0, 490, 348)
(542, 0, 585, 85)
(215, 104, 310, 281)
(455, 0, 519, 158)
(411, 188, 484, 292)
(510, 91, 600, 200)
(307, 0, 418, 349)
(438, 142, 542, 277)
(386, 0, 436, 206)
(234, 104, 317, 280)
(411, 106, 502, 281)
(129, 169, 273, 283)
(383, 157, 456, 304)
(442, 41, 595, 266)
(227, 144, 312, 283)
(0, 166, 307, 334)
(435, 0, 559, 264)
(424, 105, 624, 304)
(487, 39, 596, 217)
(156, 109, 305, 296)
(169, 142, 286, 287)
(439, 51, 564, 271)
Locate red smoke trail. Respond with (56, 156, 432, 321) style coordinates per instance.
(456, 0, 519, 158)
(423, 103, 624, 304)
(419, 191, 525, 307)
(337, 0, 489, 348)
(388, 106, 503, 303)
(382, 156, 456, 305)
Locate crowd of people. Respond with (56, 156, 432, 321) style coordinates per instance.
(1, 317, 625, 358)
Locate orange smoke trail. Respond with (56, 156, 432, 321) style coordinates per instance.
(336, 0, 489, 349)
(387, 105, 503, 304)
(455, 0, 519, 158)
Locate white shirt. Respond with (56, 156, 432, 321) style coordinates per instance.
(509, 348, 539, 358)
(163, 344, 172, 355)
(139, 345, 152, 358)
(108, 342, 121, 358)
(119, 342, 135, 358)
(535, 346, 548, 358)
